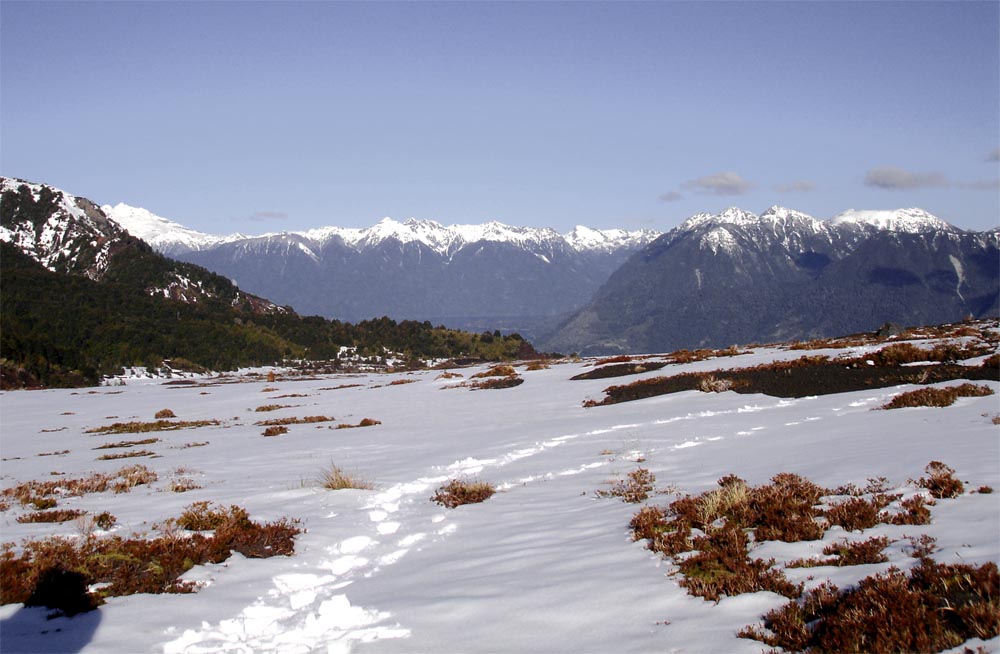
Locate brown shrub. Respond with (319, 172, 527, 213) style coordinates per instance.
(176, 502, 250, 531)
(821, 536, 890, 566)
(388, 379, 416, 386)
(262, 426, 289, 437)
(94, 438, 160, 450)
(470, 376, 524, 390)
(916, 460, 965, 498)
(2, 465, 157, 506)
(96, 450, 155, 461)
(1, 506, 301, 607)
(677, 526, 802, 602)
(596, 468, 656, 503)
(318, 464, 375, 491)
(431, 479, 496, 508)
(254, 404, 292, 412)
(824, 496, 884, 532)
(472, 365, 517, 379)
(880, 383, 994, 410)
(86, 419, 219, 434)
(16, 509, 86, 524)
(889, 494, 933, 525)
(93, 512, 116, 529)
(740, 560, 1000, 652)
(154, 409, 176, 419)
(256, 415, 334, 426)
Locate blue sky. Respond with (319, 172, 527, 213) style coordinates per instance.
(2, 1, 998, 233)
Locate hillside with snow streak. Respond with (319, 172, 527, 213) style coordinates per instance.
(1, 321, 997, 653)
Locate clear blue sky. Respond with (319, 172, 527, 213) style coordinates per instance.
(2, 1, 998, 233)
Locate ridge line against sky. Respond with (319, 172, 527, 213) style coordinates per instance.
(1, 1, 998, 233)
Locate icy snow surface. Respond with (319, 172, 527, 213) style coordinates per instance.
(0, 344, 997, 653)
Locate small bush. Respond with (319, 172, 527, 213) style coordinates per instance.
(822, 536, 890, 566)
(255, 404, 291, 412)
(740, 560, 1000, 652)
(86, 419, 219, 435)
(596, 468, 656, 503)
(333, 418, 381, 429)
(319, 464, 375, 491)
(977, 485, 994, 494)
(432, 479, 496, 508)
(889, 495, 932, 525)
(472, 365, 517, 379)
(96, 449, 155, 461)
(916, 461, 964, 498)
(176, 502, 251, 531)
(94, 438, 160, 450)
(698, 375, 733, 393)
(824, 497, 885, 532)
(880, 383, 994, 410)
(154, 409, 176, 419)
(262, 426, 289, 437)
(93, 512, 117, 529)
(17, 509, 86, 523)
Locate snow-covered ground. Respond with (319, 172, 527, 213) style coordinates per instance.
(1, 339, 997, 654)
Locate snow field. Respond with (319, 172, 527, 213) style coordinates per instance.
(0, 347, 997, 653)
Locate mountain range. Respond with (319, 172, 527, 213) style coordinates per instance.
(546, 206, 999, 354)
(103, 204, 660, 337)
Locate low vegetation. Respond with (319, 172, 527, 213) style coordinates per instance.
(255, 415, 335, 426)
(333, 418, 381, 429)
(1, 503, 301, 613)
(431, 479, 496, 508)
(16, 509, 86, 524)
(879, 383, 994, 409)
(94, 438, 160, 450)
(318, 464, 375, 490)
(154, 409, 176, 419)
(596, 468, 657, 503)
(85, 419, 219, 435)
(2, 465, 158, 507)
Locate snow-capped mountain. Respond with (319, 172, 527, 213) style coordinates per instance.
(102, 204, 660, 337)
(544, 206, 1000, 355)
(1, 177, 281, 311)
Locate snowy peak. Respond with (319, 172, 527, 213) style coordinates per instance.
(100, 204, 661, 257)
(102, 202, 243, 254)
(829, 208, 956, 234)
(1, 177, 123, 279)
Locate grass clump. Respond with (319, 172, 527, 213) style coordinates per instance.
(94, 438, 160, 450)
(86, 419, 219, 435)
(318, 464, 375, 490)
(880, 383, 994, 410)
(432, 479, 496, 508)
(2, 465, 158, 507)
(254, 404, 292, 412)
(915, 460, 965, 499)
(469, 376, 524, 390)
(333, 418, 381, 429)
(96, 450, 155, 460)
(16, 509, 87, 524)
(472, 365, 517, 379)
(154, 409, 176, 419)
(739, 560, 999, 652)
(262, 425, 289, 437)
(596, 468, 657, 503)
(1, 506, 301, 609)
(789, 536, 890, 568)
(255, 415, 334, 426)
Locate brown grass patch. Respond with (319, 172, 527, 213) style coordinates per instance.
(16, 509, 87, 524)
(472, 365, 517, 379)
(262, 426, 289, 437)
(2, 465, 158, 506)
(571, 361, 668, 381)
(596, 468, 657, 503)
(96, 450, 155, 461)
(254, 404, 293, 412)
(431, 479, 496, 508)
(37, 450, 70, 457)
(333, 418, 381, 429)
(86, 419, 219, 435)
(154, 409, 176, 419)
(318, 464, 375, 490)
(1, 505, 301, 610)
(915, 460, 965, 499)
(739, 560, 999, 652)
(880, 383, 994, 409)
(388, 379, 417, 386)
(94, 438, 160, 450)
(255, 416, 335, 426)
(470, 376, 524, 390)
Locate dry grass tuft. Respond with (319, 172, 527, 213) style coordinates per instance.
(154, 409, 176, 419)
(915, 460, 965, 499)
(2, 465, 158, 506)
(739, 560, 999, 652)
(94, 438, 160, 450)
(262, 426, 289, 437)
(388, 379, 417, 386)
(16, 509, 87, 524)
(256, 415, 335, 426)
(96, 450, 155, 461)
(86, 419, 219, 435)
(254, 404, 292, 412)
(318, 464, 375, 491)
(472, 365, 518, 378)
(880, 383, 994, 410)
(1, 505, 301, 609)
(432, 479, 496, 508)
(333, 418, 382, 429)
(597, 468, 657, 503)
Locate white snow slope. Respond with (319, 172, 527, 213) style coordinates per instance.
(1, 332, 998, 654)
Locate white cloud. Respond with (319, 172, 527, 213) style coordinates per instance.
(774, 180, 816, 193)
(682, 172, 754, 196)
(864, 166, 949, 190)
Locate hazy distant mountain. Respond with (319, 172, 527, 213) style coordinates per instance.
(543, 206, 1000, 355)
(104, 204, 660, 337)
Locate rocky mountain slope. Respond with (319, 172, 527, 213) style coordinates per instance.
(104, 204, 660, 337)
(544, 206, 1000, 355)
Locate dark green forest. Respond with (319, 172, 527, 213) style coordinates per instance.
(0, 241, 528, 388)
